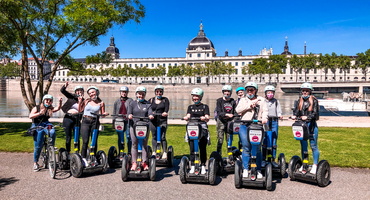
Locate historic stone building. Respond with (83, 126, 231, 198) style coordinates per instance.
(54, 23, 365, 84)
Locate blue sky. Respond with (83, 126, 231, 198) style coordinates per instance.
(71, 0, 370, 59)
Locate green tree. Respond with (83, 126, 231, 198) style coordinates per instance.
(289, 55, 304, 82)
(302, 53, 318, 82)
(355, 49, 370, 81)
(318, 53, 333, 82)
(337, 54, 352, 82)
(267, 55, 287, 83)
(0, 0, 145, 111)
(248, 57, 268, 82)
(0, 62, 21, 78)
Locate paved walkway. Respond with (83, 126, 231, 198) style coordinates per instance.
(0, 116, 369, 127)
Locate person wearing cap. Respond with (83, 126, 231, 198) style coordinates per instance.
(183, 88, 210, 175)
(235, 87, 246, 105)
(127, 86, 154, 171)
(215, 85, 236, 154)
(60, 82, 84, 153)
(112, 86, 133, 155)
(148, 85, 170, 159)
(291, 82, 320, 174)
(29, 94, 62, 171)
(262, 85, 283, 168)
(235, 82, 268, 179)
(78, 86, 109, 166)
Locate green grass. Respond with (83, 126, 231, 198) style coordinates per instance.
(1, 123, 369, 168)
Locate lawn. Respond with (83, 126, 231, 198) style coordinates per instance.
(0, 122, 369, 168)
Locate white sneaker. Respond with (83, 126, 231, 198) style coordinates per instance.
(82, 158, 89, 167)
(201, 166, 206, 174)
(189, 165, 195, 173)
(162, 152, 167, 159)
(152, 152, 156, 156)
(33, 163, 40, 172)
(243, 169, 249, 178)
(261, 161, 266, 168)
(257, 171, 263, 179)
(299, 165, 304, 172)
(310, 164, 317, 174)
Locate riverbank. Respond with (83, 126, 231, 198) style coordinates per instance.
(0, 116, 369, 127)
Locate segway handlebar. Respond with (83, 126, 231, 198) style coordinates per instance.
(111, 114, 127, 117)
(240, 119, 262, 124)
(90, 112, 109, 117)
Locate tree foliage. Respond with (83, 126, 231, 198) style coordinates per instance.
(0, 0, 145, 111)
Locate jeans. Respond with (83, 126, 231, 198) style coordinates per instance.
(239, 124, 262, 171)
(149, 120, 168, 154)
(216, 119, 229, 153)
(116, 121, 131, 154)
(263, 119, 279, 159)
(300, 121, 320, 164)
(32, 122, 56, 163)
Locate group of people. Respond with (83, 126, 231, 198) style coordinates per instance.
(29, 81, 321, 177)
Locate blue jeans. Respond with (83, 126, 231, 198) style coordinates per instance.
(32, 122, 56, 163)
(300, 121, 320, 164)
(239, 124, 262, 171)
(263, 119, 279, 159)
(117, 121, 131, 153)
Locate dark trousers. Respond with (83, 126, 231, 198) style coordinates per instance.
(62, 115, 78, 152)
(189, 136, 207, 166)
(80, 117, 99, 158)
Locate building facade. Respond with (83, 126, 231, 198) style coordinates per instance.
(53, 23, 367, 84)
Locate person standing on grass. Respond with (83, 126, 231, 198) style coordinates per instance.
(291, 82, 320, 174)
(29, 94, 62, 171)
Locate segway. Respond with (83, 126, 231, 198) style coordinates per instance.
(152, 113, 174, 168)
(262, 120, 286, 177)
(219, 116, 242, 174)
(121, 116, 156, 181)
(234, 120, 273, 191)
(179, 117, 217, 185)
(108, 114, 129, 168)
(288, 118, 331, 187)
(70, 113, 108, 178)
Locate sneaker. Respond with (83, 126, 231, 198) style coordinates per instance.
(142, 162, 149, 171)
(189, 165, 195, 173)
(162, 152, 167, 159)
(261, 161, 266, 168)
(272, 161, 279, 168)
(310, 164, 317, 174)
(201, 165, 206, 174)
(257, 171, 263, 179)
(82, 158, 89, 167)
(152, 152, 156, 156)
(299, 165, 304, 172)
(243, 169, 249, 178)
(130, 162, 137, 171)
(33, 163, 40, 172)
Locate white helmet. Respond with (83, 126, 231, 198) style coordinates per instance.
(264, 85, 275, 92)
(42, 94, 53, 101)
(191, 88, 204, 97)
(87, 86, 100, 96)
(136, 86, 147, 93)
(300, 82, 313, 91)
(120, 86, 129, 92)
(222, 85, 232, 94)
(245, 82, 258, 90)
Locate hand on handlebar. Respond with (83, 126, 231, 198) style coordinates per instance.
(162, 112, 168, 117)
(149, 115, 154, 120)
(128, 114, 133, 120)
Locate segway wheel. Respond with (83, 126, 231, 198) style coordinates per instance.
(59, 148, 69, 170)
(208, 158, 217, 185)
(149, 157, 156, 181)
(179, 156, 189, 184)
(265, 163, 273, 191)
(210, 151, 223, 175)
(234, 160, 242, 189)
(316, 160, 331, 187)
(278, 153, 287, 178)
(167, 146, 174, 168)
(70, 153, 83, 178)
(47, 146, 57, 179)
(108, 146, 117, 168)
(288, 156, 302, 181)
(96, 150, 108, 174)
(121, 155, 129, 182)
(41, 151, 48, 169)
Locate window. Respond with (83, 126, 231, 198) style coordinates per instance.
(242, 62, 245, 66)
(163, 64, 166, 67)
(235, 62, 238, 66)
(197, 53, 201, 57)
(152, 64, 154, 67)
(189, 54, 192, 57)
(207, 53, 209, 57)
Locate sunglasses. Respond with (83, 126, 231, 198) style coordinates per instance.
(155, 90, 163, 94)
(246, 88, 256, 92)
(301, 89, 310, 93)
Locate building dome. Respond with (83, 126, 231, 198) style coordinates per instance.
(106, 36, 120, 59)
(187, 23, 215, 50)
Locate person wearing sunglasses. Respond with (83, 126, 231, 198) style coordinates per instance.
(291, 82, 320, 174)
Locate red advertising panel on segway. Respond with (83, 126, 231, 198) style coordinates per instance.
(114, 118, 125, 131)
(292, 121, 309, 140)
(135, 121, 148, 140)
(248, 124, 264, 145)
(233, 122, 241, 134)
(186, 122, 200, 140)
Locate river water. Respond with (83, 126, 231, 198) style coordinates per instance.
(0, 89, 343, 119)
